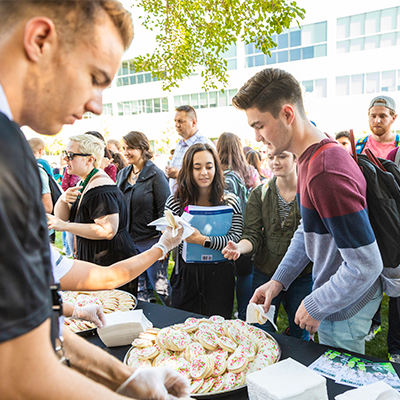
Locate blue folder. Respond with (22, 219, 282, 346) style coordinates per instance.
(182, 205, 233, 263)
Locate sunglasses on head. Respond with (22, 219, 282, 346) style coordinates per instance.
(62, 150, 91, 161)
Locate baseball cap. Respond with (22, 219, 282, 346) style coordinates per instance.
(369, 95, 396, 113)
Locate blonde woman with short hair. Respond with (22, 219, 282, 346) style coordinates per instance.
(48, 134, 137, 293)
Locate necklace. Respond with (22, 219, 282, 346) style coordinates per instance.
(132, 168, 142, 175)
(79, 168, 99, 194)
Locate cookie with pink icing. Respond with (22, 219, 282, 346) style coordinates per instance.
(210, 323, 225, 337)
(190, 355, 210, 380)
(209, 315, 225, 324)
(167, 330, 191, 351)
(164, 356, 191, 379)
(156, 327, 173, 348)
(197, 376, 215, 394)
(190, 378, 204, 394)
(209, 348, 229, 359)
(247, 352, 273, 373)
(132, 338, 153, 348)
(152, 349, 173, 367)
(182, 317, 199, 333)
(217, 336, 237, 353)
(127, 356, 152, 369)
(197, 330, 218, 351)
(227, 351, 248, 373)
(137, 345, 160, 360)
(223, 371, 242, 390)
(211, 354, 227, 377)
(184, 342, 206, 362)
(209, 375, 225, 392)
(227, 326, 243, 344)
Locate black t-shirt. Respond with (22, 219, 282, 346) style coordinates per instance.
(0, 112, 54, 343)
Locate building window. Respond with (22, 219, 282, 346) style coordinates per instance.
(336, 6, 400, 54)
(117, 97, 168, 116)
(222, 44, 237, 71)
(336, 69, 400, 96)
(302, 79, 327, 98)
(116, 60, 159, 87)
(245, 21, 327, 68)
(351, 74, 364, 95)
(336, 76, 350, 96)
(381, 70, 396, 92)
(174, 89, 238, 109)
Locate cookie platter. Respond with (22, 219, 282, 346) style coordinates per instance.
(61, 289, 137, 333)
(123, 316, 281, 397)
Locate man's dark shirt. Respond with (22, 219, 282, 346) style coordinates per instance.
(0, 112, 53, 343)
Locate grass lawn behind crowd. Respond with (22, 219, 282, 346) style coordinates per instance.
(54, 232, 390, 361)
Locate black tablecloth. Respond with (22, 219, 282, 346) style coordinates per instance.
(84, 301, 400, 400)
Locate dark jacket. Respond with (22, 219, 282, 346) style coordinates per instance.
(242, 177, 312, 277)
(117, 160, 170, 242)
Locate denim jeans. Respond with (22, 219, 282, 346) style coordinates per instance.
(236, 271, 254, 320)
(387, 296, 400, 355)
(62, 231, 73, 257)
(252, 267, 312, 340)
(133, 237, 172, 306)
(318, 285, 383, 354)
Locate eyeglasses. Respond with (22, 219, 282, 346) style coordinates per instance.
(62, 150, 91, 161)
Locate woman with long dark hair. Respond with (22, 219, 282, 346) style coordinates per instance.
(165, 143, 243, 318)
(117, 131, 172, 305)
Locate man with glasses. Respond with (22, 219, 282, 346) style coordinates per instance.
(0, 1, 190, 399)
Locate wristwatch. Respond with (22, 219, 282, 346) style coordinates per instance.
(203, 237, 212, 248)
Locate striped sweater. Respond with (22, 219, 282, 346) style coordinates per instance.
(164, 191, 243, 254)
(272, 138, 383, 322)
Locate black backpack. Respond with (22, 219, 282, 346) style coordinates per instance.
(38, 164, 63, 213)
(311, 131, 400, 268)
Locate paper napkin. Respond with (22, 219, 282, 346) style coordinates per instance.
(247, 358, 328, 400)
(246, 303, 278, 331)
(335, 381, 400, 400)
(148, 211, 194, 240)
(97, 310, 153, 347)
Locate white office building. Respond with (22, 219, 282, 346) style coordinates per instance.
(69, 0, 400, 153)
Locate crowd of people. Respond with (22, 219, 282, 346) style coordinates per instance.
(1, 0, 400, 399)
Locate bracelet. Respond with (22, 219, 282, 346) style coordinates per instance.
(152, 243, 167, 259)
(116, 369, 141, 394)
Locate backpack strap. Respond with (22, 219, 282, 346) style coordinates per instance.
(395, 148, 400, 168)
(308, 142, 339, 171)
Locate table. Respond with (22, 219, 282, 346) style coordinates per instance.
(85, 301, 400, 399)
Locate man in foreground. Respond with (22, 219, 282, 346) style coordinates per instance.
(0, 1, 190, 399)
(231, 68, 384, 354)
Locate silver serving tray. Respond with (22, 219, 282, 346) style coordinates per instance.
(123, 325, 281, 398)
(63, 289, 137, 334)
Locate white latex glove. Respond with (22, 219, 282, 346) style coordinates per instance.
(72, 304, 106, 328)
(152, 225, 183, 258)
(116, 366, 191, 400)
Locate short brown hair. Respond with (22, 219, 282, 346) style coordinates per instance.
(28, 137, 45, 155)
(123, 131, 153, 161)
(175, 105, 197, 121)
(0, 0, 133, 50)
(233, 68, 306, 119)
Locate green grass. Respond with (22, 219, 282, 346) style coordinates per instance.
(55, 232, 390, 361)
